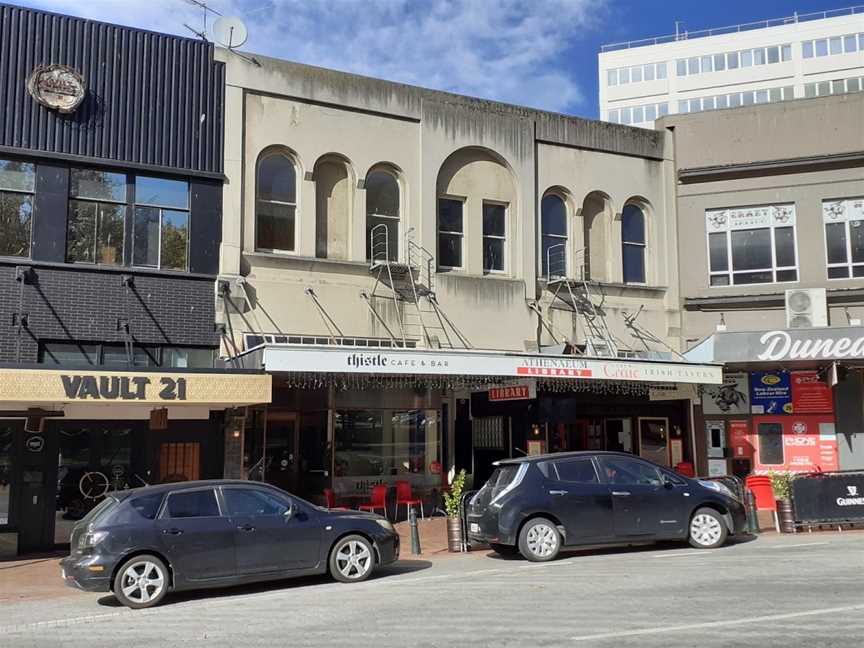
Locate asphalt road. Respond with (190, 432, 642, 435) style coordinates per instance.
(3, 532, 864, 648)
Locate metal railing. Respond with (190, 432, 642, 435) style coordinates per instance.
(369, 223, 392, 268)
(601, 5, 864, 52)
(544, 244, 587, 282)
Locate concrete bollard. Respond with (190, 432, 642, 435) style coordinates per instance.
(409, 506, 421, 555)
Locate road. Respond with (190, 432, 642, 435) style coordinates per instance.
(3, 532, 864, 647)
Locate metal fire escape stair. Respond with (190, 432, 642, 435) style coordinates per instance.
(365, 225, 471, 349)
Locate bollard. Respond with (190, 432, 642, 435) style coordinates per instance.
(746, 489, 760, 535)
(409, 506, 421, 555)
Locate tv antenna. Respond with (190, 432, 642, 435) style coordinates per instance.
(182, 0, 222, 41)
(211, 16, 249, 49)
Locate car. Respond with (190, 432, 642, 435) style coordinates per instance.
(59, 480, 400, 609)
(466, 451, 747, 562)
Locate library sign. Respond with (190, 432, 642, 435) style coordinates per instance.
(0, 369, 272, 406)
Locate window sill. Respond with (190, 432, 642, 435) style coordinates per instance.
(244, 251, 372, 275)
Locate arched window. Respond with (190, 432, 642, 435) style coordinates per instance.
(541, 194, 567, 277)
(622, 204, 646, 283)
(365, 170, 399, 262)
(256, 152, 296, 252)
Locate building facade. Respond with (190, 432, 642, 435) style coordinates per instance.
(0, 5, 270, 556)
(662, 92, 864, 477)
(218, 52, 722, 504)
(599, 6, 864, 128)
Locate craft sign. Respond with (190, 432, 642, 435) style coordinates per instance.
(61, 375, 187, 401)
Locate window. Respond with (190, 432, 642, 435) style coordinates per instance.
(833, 79, 846, 94)
(678, 100, 689, 114)
(39, 342, 100, 365)
(706, 204, 798, 286)
(729, 93, 741, 108)
(815, 39, 828, 57)
(619, 67, 630, 84)
(713, 53, 725, 71)
(482, 203, 506, 273)
(163, 489, 220, 518)
(67, 169, 126, 265)
(600, 456, 662, 486)
(0, 158, 35, 258)
(716, 94, 728, 109)
(162, 347, 214, 368)
(844, 35, 857, 53)
(643, 64, 654, 81)
(688, 57, 699, 74)
(823, 198, 864, 279)
(109, 493, 165, 524)
(805, 83, 817, 98)
(818, 81, 830, 96)
(38, 341, 213, 368)
(700, 55, 712, 73)
(437, 198, 463, 269)
(541, 194, 567, 277)
(770, 87, 782, 102)
(0, 424, 12, 526)
(223, 488, 289, 517)
(830, 36, 842, 55)
(755, 89, 769, 103)
(622, 204, 646, 283)
(607, 69, 617, 86)
(553, 458, 598, 484)
(631, 65, 642, 83)
(632, 105, 644, 123)
(676, 59, 687, 76)
(757, 423, 784, 465)
(754, 48, 766, 65)
(365, 170, 399, 262)
(133, 176, 189, 270)
(645, 104, 657, 122)
(741, 49, 753, 67)
(767, 46, 780, 64)
(782, 44, 792, 61)
(607, 109, 620, 123)
(620, 106, 632, 124)
(657, 62, 667, 79)
(256, 152, 296, 252)
(803, 41, 814, 58)
(689, 98, 701, 113)
(658, 102, 669, 116)
(848, 78, 861, 93)
(727, 51, 739, 68)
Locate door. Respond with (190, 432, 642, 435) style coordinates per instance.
(706, 421, 726, 459)
(638, 417, 669, 467)
(547, 457, 613, 544)
(158, 442, 200, 482)
(157, 488, 235, 581)
(298, 413, 330, 502)
(221, 486, 322, 573)
(599, 455, 683, 537)
(604, 418, 632, 453)
(265, 413, 298, 492)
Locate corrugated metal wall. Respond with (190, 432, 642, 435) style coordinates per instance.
(0, 3, 224, 175)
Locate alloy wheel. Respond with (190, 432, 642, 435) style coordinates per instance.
(335, 540, 372, 580)
(690, 513, 723, 547)
(119, 560, 165, 605)
(526, 523, 559, 558)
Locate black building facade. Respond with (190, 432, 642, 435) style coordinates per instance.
(0, 4, 270, 555)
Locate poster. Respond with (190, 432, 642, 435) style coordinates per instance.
(792, 371, 834, 414)
(701, 372, 750, 415)
(708, 459, 728, 477)
(751, 415, 838, 474)
(750, 371, 792, 415)
(728, 420, 753, 459)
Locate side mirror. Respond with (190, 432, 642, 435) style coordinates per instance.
(662, 477, 675, 489)
(283, 502, 295, 521)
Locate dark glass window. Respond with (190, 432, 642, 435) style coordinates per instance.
(708, 232, 728, 271)
(757, 423, 784, 465)
(825, 208, 864, 279)
(0, 158, 35, 258)
(731, 229, 772, 270)
(600, 457, 662, 486)
(67, 169, 127, 266)
(256, 153, 296, 251)
(553, 458, 598, 484)
(39, 343, 100, 366)
(130, 176, 189, 271)
(0, 424, 13, 526)
(438, 198, 463, 269)
(135, 176, 188, 210)
(622, 204, 646, 283)
(223, 488, 289, 517)
(164, 489, 220, 518)
(482, 203, 506, 273)
(365, 171, 399, 262)
(541, 194, 567, 277)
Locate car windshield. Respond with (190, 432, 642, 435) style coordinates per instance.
(472, 464, 521, 509)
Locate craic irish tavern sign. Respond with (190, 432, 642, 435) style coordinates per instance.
(27, 64, 86, 113)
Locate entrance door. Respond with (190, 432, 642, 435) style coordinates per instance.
(264, 412, 298, 493)
(158, 442, 200, 482)
(638, 417, 670, 467)
(604, 419, 632, 453)
(298, 413, 330, 502)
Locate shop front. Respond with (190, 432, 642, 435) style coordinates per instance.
(0, 367, 271, 555)
(235, 344, 722, 504)
(687, 326, 864, 477)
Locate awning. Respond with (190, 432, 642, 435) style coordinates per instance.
(241, 345, 723, 385)
(0, 367, 272, 407)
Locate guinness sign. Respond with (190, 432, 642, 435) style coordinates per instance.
(27, 64, 86, 113)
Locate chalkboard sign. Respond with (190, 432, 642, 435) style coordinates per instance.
(792, 472, 864, 523)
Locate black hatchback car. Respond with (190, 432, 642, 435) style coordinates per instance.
(60, 480, 399, 608)
(467, 451, 747, 561)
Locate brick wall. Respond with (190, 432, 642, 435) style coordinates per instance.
(0, 261, 218, 363)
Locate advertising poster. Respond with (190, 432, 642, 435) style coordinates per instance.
(791, 371, 835, 414)
(728, 420, 753, 459)
(750, 371, 792, 415)
(751, 415, 838, 474)
(701, 372, 750, 415)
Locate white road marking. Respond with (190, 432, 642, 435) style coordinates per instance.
(570, 603, 864, 642)
(651, 552, 712, 558)
(759, 541, 830, 549)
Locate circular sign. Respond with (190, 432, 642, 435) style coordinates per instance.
(27, 64, 86, 113)
(26, 435, 45, 452)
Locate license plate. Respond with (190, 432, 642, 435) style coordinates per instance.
(469, 523, 480, 533)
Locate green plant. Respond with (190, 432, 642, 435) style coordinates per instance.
(768, 470, 793, 501)
(443, 469, 466, 519)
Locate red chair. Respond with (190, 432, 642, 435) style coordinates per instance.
(395, 480, 423, 521)
(358, 484, 389, 518)
(324, 488, 336, 509)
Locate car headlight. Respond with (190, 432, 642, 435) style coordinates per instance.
(77, 530, 108, 550)
(375, 519, 395, 533)
(698, 480, 738, 501)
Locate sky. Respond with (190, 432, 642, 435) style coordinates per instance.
(12, 0, 862, 118)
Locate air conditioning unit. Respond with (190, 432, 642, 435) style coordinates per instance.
(785, 288, 828, 329)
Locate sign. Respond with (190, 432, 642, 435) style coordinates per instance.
(488, 382, 536, 401)
(791, 473, 864, 523)
(751, 415, 838, 474)
(670, 438, 683, 466)
(823, 198, 864, 225)
(750, 371, 792, 415)
(708, 459, 728, 477)
(648, 383, 699, 402)
(25, 435, 45, 452)
(701, 372, 749, 414)
(791, 371, 834, 414)
(0, 369, 272, 406)
(705, 327, 864, 363)
(262, 347, 723, 385)
(27, 64, 86, 113)
(706, 204, 796, 233)
(728, 420, 753, 459)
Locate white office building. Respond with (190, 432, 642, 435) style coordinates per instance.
(599, 6, 864, 128)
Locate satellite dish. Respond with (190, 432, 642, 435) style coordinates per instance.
(211, 16, 248, 49)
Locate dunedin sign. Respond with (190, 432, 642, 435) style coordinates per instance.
(27, 64, 86, 113)
(712, 327, 864, 363)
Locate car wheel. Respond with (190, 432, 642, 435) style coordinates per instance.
(113, 554, 169, 609)
(518, 517, 561, 562)
(688, 508, 728, 549)
(330, 535, 375, 583)
(489, 543, 519, 556)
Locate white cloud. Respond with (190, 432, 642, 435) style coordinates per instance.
(20, 0, 607, 113)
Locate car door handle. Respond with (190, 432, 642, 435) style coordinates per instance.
(237, 524, 256, 532)
(162, 528, 183, 536)
(548, 490, 568, 496)
(612, 491, 631, 497)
